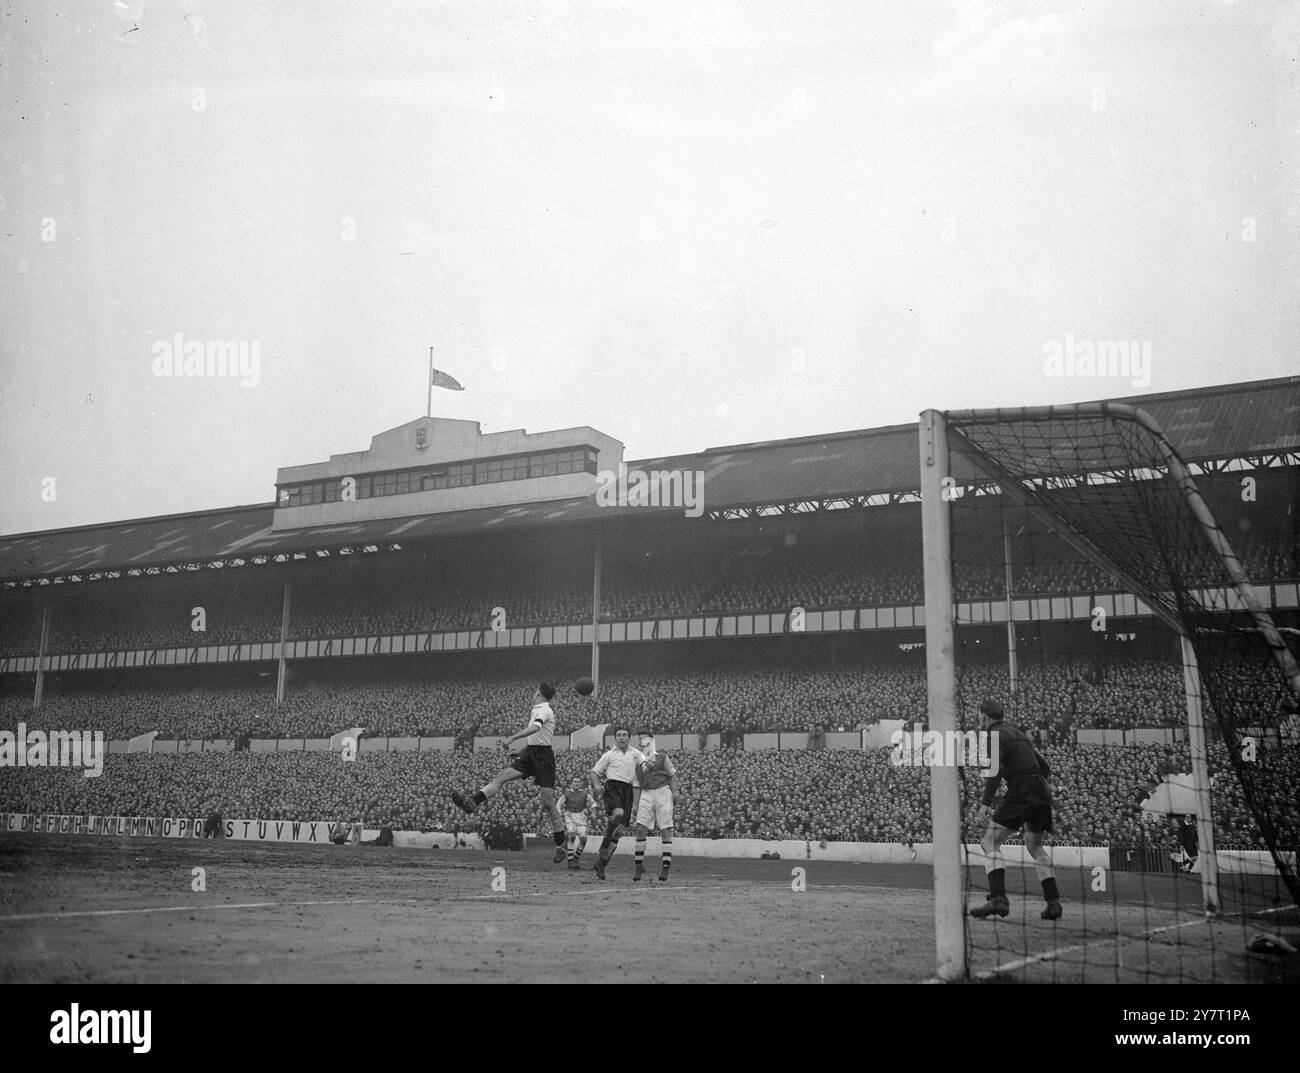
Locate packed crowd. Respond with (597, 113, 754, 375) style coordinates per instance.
(956, 656, 1187, 730)
(24, 576, 285, 654)
(3, 652, 1193, 740)
(286, 550, 593, 640)
(1, 741, 1291, 851)
(3, 517, 1292, 657)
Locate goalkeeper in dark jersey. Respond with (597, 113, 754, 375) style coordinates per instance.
(969, 700, 1063, 921)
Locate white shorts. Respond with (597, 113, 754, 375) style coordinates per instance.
(563, 812, 588, 838)
(636, 786, 673, 831)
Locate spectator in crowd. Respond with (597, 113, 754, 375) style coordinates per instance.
(1171, 814, 1199, 872)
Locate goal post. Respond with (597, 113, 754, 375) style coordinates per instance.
(1179, 633, 1219, 914)
(918, 410, 966, 981)
(918, 401, 1300, 981)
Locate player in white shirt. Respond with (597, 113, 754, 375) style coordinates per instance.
(588, 726, 644, 881)
(452, 683, 568, 863)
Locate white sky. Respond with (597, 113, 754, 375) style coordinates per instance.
(1, 0, 1297, 534)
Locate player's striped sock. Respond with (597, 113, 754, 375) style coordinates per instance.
(635, 839, 646, 866)
(660, 847, 671, 875)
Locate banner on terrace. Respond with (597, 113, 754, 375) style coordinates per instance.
(0, 813, 336, 842)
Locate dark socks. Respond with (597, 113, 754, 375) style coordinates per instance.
(601, 819, 624, 858)
(472, 790, 487, 807)
(1042, 877, 1059, 902)
(988, 868, 1007, 898)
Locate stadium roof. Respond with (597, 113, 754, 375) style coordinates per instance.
(2, 376, 1297, 586)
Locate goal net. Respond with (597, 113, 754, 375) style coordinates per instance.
(919, 403, 1300, 983)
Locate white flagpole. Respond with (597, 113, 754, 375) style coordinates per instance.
(427, 346, 433, 418)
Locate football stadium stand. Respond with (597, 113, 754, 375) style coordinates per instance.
(1, 378, 1296, 854)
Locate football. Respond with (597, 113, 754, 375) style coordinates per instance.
(574, 676, 595, 696)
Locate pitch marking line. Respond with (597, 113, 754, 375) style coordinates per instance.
(971, 903, 1296, 979)
(973, 917, 1210, 980)
(463, 885, 705, 900)
(0, 898, 376, 923)
(924, 914, 1213, 982)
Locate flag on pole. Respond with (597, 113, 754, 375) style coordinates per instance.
(430, 368, 464, 391)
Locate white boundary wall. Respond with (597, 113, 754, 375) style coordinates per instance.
(103, 727, 1186, 754)
(5, 814, 1291, 877)
(0, 813, 483, 849)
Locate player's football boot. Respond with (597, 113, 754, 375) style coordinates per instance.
(658, 866, 669, 883)
(451, 791, 477, 815)
(594, 857, 607, 881)
(1041, 900, 1063, 921)
(969, 894, 1010, 919)
(568, 857, 580, 871)
(633, 862, 645, 882)
(553, 845, 567, 864)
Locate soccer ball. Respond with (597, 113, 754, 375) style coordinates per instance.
(574, 676, 595, 696)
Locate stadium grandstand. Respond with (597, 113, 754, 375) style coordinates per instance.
(1, 376, 1297, 852)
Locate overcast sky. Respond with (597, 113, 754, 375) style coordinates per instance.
(1, 0, 1296, 535)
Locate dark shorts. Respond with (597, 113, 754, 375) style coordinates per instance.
(602, 780, 634, 821)
(511, 745, 557, 790)
(993, 776, 1053, 834)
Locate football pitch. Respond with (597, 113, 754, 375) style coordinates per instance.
(0, 834, 1292, 984)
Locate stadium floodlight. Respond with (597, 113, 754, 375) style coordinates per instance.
(920, 403, 1300, 983)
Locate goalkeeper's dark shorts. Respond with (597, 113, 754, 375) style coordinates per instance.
(511, 745, 557, 790)
(993, 775, 1053, 834)
(602, 779, 634, 821)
